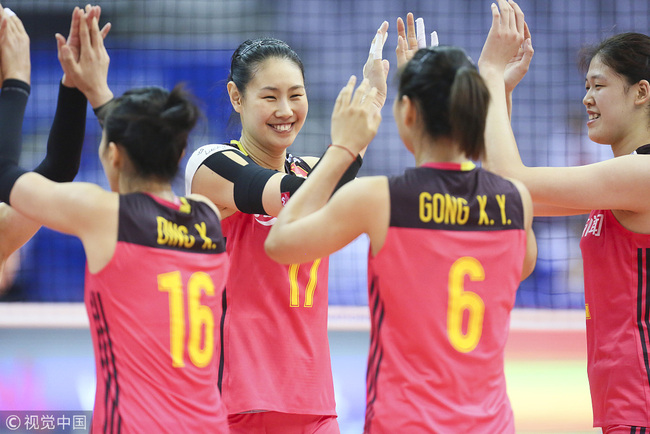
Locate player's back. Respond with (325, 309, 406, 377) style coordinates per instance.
(365, 162, 526, 433)
(85, 192, 230, 434)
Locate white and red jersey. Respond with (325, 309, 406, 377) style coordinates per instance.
(85, 193, 229, 434)
(580, 209, 650, 428)
(365, 162, 527, 433)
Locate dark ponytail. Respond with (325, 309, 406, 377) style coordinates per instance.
(397, 47, 490, 160)
(104, 84, 201, 181)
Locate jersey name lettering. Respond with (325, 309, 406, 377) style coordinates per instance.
(419, 192, 512, 227)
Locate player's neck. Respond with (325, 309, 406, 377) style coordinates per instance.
(119, 177, 175, 202)
(238, 136, 287, 171)
(413, 137, 468, 166)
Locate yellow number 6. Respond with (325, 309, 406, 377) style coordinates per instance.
(447, 257, 485, 353)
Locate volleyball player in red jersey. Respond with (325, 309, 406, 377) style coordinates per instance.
(264, 4, 536, 432)
(0, 11, 230, 434)
(0, 5, 109, 285)
(184, 26, 389, 433)
(480, 0, 650, 431)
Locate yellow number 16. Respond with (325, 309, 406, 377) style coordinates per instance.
(447, 257, 485, 353)
(158, 271, 215, 368)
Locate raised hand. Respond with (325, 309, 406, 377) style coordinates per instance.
(56, 5, 111, 91)
(396, 13, 438, 69)
(362, 21, 389, 111)
(0, 6, 30, 84)
(504, 19, 533, 94)
(57, 6, 112, 107)
(331, 76, 382, 157)
(478, 0, 526, 75)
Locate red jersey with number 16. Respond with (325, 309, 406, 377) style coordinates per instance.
(365, 162, 526, 433)
(85, 193, 229, 434)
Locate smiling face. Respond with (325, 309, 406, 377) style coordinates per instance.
(583, 55, 640, 148)
(234, 57, 308, 152)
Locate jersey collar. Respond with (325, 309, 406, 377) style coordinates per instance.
(421, 161, 476, 171)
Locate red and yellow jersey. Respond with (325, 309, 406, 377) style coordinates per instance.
(580, 209, 650, 428)
(365, 162, 526, 433)
(219, 211, 334, 415)
(85, 193, 229, 434)
(185, 142, 335, 416)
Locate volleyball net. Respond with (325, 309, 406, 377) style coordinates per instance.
(2, 0, 648, 309)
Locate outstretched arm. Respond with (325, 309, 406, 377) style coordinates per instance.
(478, 0, 650, 216)
(35, 5, 112, 183)
(265, 77, 385, 264)
(0, 6, 39, 263)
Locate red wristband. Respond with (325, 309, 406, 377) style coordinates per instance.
(328, 144, 356, 160)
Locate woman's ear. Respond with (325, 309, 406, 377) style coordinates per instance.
(227, 81, 243, 114)
(107, 142, 123, 169)
(635, 80, 650, 106)
(401, 95, 418, 128)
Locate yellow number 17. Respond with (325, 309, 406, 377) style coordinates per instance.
(289, 259, 322, 308)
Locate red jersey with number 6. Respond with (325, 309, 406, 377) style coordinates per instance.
(85, 193, 229, 434)
(365, 162, 526, 433)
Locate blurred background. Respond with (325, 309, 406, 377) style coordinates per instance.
(1, 0, 648, 432)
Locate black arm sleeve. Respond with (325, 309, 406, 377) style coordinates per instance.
(0, 79, 30, 204)
(33, 82, 87, 182)
(201, 150, 276, 215)
(201, 148, 363, 215)
(93, 97, 116, 128)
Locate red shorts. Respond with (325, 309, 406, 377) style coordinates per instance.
(603, 425, 650, 434)
(228, 412, 339, 434)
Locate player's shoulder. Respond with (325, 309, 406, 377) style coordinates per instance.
(186, 193, 222, 220)
(188, 143, 241, 162)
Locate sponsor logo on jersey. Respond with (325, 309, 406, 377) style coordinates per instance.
(582, 213, 604, 237)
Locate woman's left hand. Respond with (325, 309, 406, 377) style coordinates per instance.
(331, 76, 382, 158)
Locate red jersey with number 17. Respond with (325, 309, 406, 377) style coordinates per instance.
(365, 162, 526, 433)
(185, 144, 335, 416)
(85, 193, 229, 434)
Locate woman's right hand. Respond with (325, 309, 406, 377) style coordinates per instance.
(57, 5, 113, 108)
(477, 0, 525, 75)
(0, 6, 30, 84)
(330, 76, 382, 158)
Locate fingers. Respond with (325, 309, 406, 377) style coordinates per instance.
(523, 21, 531, 42)
(350, 78, 371, 106)
(368, 21, 388, 61)
(335, 75, 357, 112)
(406, 13, 417, 50)
(396, 34, 407, 65)
(431, 30, 439, 47)
(510, 0, 525, 37)
(100, 22, 112, 40)
(396, 16, 405, 42)
(415, 17, 425, 49)
(89, 16, 102, 47)
(78, 10, 91, 49)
